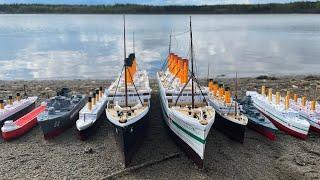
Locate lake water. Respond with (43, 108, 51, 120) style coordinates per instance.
(0, 14, 319, 80)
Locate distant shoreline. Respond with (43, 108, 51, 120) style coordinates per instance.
(1, 2, 320, 14)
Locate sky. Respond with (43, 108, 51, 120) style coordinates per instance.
(0, 0, 317, 5)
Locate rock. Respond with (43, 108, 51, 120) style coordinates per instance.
(84, 147, 93, 154)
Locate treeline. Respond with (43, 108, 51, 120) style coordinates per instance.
(1, 2, 320, 14)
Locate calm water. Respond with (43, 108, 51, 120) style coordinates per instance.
(0, 14, 319, 80)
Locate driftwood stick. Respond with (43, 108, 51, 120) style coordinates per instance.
(102, 152, 181, 179)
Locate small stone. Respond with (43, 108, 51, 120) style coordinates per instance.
(84, 147, 93, 154)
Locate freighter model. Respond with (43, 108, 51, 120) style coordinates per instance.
(0, 93, 37, 129)
(2, 103, 46, 141)
(288, 94, 320, 133)
(37, 88, 86, 139)
(207, 79, 248, 143)
(157, 17, 215, 168)
(240, 96, 278, 141)
(76, 87, 107, 140)
(247, 86, 310, 139)
(105, 16, 151, 167)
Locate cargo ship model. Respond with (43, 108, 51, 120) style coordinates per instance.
(0, 93, 37, 129)
(76, 87, 107, 140)
(2, 103, 46, 141)
(105, 16, 151, 167)
(207, 79, 248, 143)
(240, 96, 278, 141)
(37, 88, 86, 139)
(247, 86, 310, 139)
(157, 17, 215, 168)
(288, 94, 320, 133)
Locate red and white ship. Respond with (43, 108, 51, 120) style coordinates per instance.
(2, 103, 46, 141)
(0, 94, 37, 131)
(247, 86, 310, 140)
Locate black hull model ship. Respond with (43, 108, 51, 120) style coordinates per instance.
(37, 88, 86, 139)
(105, 16, 152, 167)
(240, 95, 278, 140)
(207, 78, 248, 143)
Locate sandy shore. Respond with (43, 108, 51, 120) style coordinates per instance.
(0, 76, 319, 179)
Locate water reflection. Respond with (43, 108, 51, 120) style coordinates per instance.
(0, 14, 319, 80)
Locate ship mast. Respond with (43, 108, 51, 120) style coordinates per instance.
(190, 16, 195, 109)
(133, 32, 135, 54)
(235, 72, 238, 117)
(123, 15, 128, 107)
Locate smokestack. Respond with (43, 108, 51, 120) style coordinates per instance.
(285, 95, 289, 110)
(0, 99, 4, 109)
(92, 92, 96, 106)
(87, 97, 92, 111)
(8, 95, 13, 105)
(294, 94, 298, 103)
(95, 89, 100, 102)
(208, 79, 214, 92)
(224, 87, 231, 104)
(276, 92, 280, 105)
(287, 91, 290, 99)
(99, 86, 103, 98)
(268, 88, 272, 102)
(213, 81, 218, 96)
(261, 86, 266, 96)
(302, 96, 307, 107)
(16, 93, 21, 101)
(310, 100, 316, 111)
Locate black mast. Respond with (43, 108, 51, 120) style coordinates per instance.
(123, 15, 128, 107)
(235, 72, 238, 117)
(190, 16, 195, 109)
(133, 32, 135, 54)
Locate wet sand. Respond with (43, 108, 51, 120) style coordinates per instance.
(0, 76, 319, 179)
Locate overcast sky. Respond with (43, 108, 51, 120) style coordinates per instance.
(0, 0, 317, 5)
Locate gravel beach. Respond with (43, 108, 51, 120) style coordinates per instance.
(0, 76, 319, 179)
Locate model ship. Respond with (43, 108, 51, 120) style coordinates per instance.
(240, 95, 278, 141)
(37, 88, 86, 139)
(2, 103, 46, 141)
(157, 17, 215, 168)
(0, 93, 37, 129)
(207, 78, 248, 143)
(247, 86, 310, 139)
(76, 87, 107, 140)
(105, 16, 151, 167)
(288, 93, 320, 133)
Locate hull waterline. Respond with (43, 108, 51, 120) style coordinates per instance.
(247, 121, 276, 141)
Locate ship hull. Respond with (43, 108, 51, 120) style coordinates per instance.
(247, 120, 276, 141)
(213, 112, 246, 143)
(310, 125, 320, 134)
(258, 109, 307, 140)
(38, 100, 86, 139)
(77, 113, 105, 141)
(108, 112, 150, 167)
(2, 105, 45, 141)
(0, 102, 36, 129)
(160, 101, 204, 168)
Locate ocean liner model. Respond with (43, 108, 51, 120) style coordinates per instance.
(157, 17, 215, 168)
(288, 93, 320, 133)
(240, 96, 278, 141)
(76, 87, 107, 140)
(247, 86, 310, 139)
(207, 78, 248, 143)
(105, 16, 151, 167)
(2, 103, 46, 141)
(0, 93, 37, 129)
(37, 88, 86, 139)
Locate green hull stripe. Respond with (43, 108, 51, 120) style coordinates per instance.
(172, 120, 206, 144)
